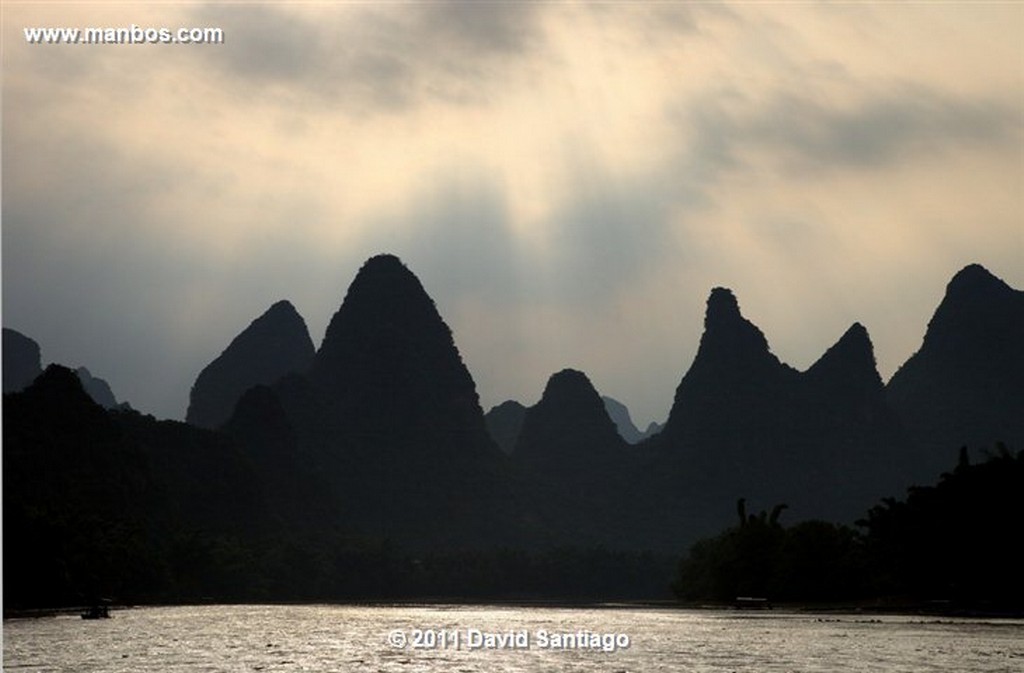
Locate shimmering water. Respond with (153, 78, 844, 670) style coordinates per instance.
(4, 604, 1023, 672)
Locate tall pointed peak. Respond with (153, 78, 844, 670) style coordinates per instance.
(661, 286, 790, 439)
(240, 299, 310, 337)
(833, 322, 873, 355)
(307, 254, 490, 451)
(886, 264, 1024, 463)
(705, 287, 742, 326)
(187, 299, 315, 429)
(264, 299, 301, 318)
(807, 322, 882, 391)
(340, 254, 423, 301)
(312, 254, 453, 386)
(697, 286, 772, 359)
(946, 263, 1011, 300)
(921, 263, 1021, 354)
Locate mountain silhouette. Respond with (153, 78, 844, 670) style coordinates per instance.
(4, 365, 288, 607)
(515, 369, 627, 470)
(8, 256, 1022, 606)
(657, 286, 800, 456)
(75, 366, 119, 409)
(647, 286, 910, 535)
(223, 384, 341, 534)
(511, 369, 638, 547)
(308, 255, 494, 453)
(641, 420, 664, 439)
(3, 328, 42, 393)
(186, 300, 315, 429)
(244, 255, 518, 550)
(602, 396, 650, 444)
(887, 264, 1024, 474)
(484, 400, 527, 454)
(805, 323, 880, 397)
(486, 395, 658, 451)
(801, 322, 912, 512)
(3, 365, 160, 606)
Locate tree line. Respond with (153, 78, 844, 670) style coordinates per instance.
(673, 444, 1023, 611)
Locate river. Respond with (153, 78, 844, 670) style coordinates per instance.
(4, 604, 1022, 671)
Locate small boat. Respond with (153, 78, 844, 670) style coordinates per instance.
(81, 605, 111, 619)
(734, 596, 772, 610)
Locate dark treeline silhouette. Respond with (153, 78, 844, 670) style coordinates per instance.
(673, 446, 1024, 611)
(4, 256, 1023, 610)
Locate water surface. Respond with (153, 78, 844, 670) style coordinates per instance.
(5, 604, 1022, 672)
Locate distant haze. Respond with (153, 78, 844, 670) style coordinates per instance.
(4, 2, 1022, 425)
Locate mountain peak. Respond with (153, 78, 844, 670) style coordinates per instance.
(824, 322, 875, 364)
(187, 300, 315, 429)
(659, 287, 792, 443)
(362, 253, 406, 272)
(921, 264, 1021, 356)
(308, 254, 490, 452)
(886, 264, 1024, 470)
(705, 287, 742, 326)
(312, 254, 459, 388)
(695, 286, 774, 365)
(541, 368, 600, 404)
(946, 263, 1011, 300)
(514, 368, 624, 465)
(264, 299, 302, 319)
(806, 322, 882, 393)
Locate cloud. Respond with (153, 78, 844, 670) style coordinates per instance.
(419, 1, 540, 54)
(189, 2, 546, 111)
(362, 172, 530, 308)
(669, 85, 1021, 184)
(4, 1, 1022, 427)
(752, 89, 1021, 173)
(542, 164, 678, 306)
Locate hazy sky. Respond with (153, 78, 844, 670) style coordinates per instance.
(4, 2, 1022, 426)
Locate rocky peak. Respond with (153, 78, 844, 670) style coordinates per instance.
(514, 369, 625, 465)
(312, 255, 460, 387)
(695, 287, 777, 371)
(186, 300, 314, 429)
(945, 263, 1013, 302)
(308, 254, 489, 450)
(659, 287, 797, 444)
(922, 263, 1021, 357)
(887, 264, 1023, 467)
(539, 369, 606, 414)
(806, 322, 883, 394)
